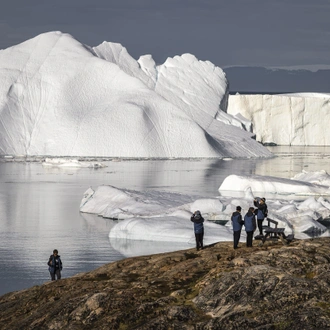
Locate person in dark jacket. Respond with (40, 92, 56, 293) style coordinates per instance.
(253, 197, 268, 236)
(231, 206, 243, 249)
(244, 207, 257, 247)
(47, 249, 63, 281)
(191, 210, 204, 251)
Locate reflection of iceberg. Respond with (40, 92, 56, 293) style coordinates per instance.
(293, 228, 330, 240)
(80, 212, 118, 232)
(109, 237, 192, 258)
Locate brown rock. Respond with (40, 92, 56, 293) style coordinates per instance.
(1, 238, 330, 329)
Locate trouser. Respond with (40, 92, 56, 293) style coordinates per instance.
(233, 230, 241, 249)
(257, 219, 264, 235)
(50, 269, 61, 281)
(246, 231, 254, 247)
(195, 232, 204, 250)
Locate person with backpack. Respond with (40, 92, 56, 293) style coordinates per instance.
(191, 210, 204, 251)
(47, 249, 63, 281)
(254, 197, 268, 236)
(244, 207, 257, 247)
(231, 206, 243, 249)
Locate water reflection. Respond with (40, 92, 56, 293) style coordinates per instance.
(1, 146, 330, 295)
(109, 237, 191, 258)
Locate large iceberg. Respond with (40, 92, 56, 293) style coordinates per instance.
(227, 93, 330, 146)
(0, 31, 271, 158)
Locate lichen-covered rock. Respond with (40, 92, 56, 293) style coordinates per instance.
(1, 238, 330, 329)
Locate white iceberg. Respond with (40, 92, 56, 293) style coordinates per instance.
(227, 93, 330, 146)
(0, 31, 272, 159)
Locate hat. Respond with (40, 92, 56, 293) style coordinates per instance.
(195, 210, 201, 215)
(261, 198, 266, 202)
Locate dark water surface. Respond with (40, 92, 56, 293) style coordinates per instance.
(1, 146, 330, 295)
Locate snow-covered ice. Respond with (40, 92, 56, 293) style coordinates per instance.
(80, 170, 330, 256)
(0, 31, 271, 159)
(227, 93, 330, 146)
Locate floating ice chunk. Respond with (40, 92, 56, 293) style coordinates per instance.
(219, 174, 330, 199)
(42, 158, 107, 168)
(80, 185, 195, 218)
(292, 170, 330, 187)
(80, 173, 330, 245)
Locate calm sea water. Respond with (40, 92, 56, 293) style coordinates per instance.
(1, 146, 330, 296)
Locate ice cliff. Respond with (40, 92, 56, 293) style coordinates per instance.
(228, 93, 330, 146)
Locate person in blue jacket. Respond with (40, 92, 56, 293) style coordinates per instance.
(244, 207, 257, 247)
(254, 197, 268, 236)
(231, 206, 243, 249)
(191, 210, 204, 251)
(47, 249, 63, 281)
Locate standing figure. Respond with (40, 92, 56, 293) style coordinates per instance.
(244, 207, 257, 247)
(231, 206, 243, 249)
(191, 210, 204, 251)
(47, 249, 63, 281)
(253, 197, 268, 236)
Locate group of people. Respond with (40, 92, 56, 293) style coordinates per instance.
(191, 197, 268, 251)
(231, 197, 268, 249)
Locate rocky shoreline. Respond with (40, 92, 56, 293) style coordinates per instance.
(1, 238, 330, 329)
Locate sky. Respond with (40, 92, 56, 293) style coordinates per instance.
(1, 0, 330, 68)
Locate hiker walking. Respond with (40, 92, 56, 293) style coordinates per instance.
(47, 249, 63, 281)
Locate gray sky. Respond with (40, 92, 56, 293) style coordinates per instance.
(1, 0, 330, 68)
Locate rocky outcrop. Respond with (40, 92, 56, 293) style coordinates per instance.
(1, 238, 330, 329)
